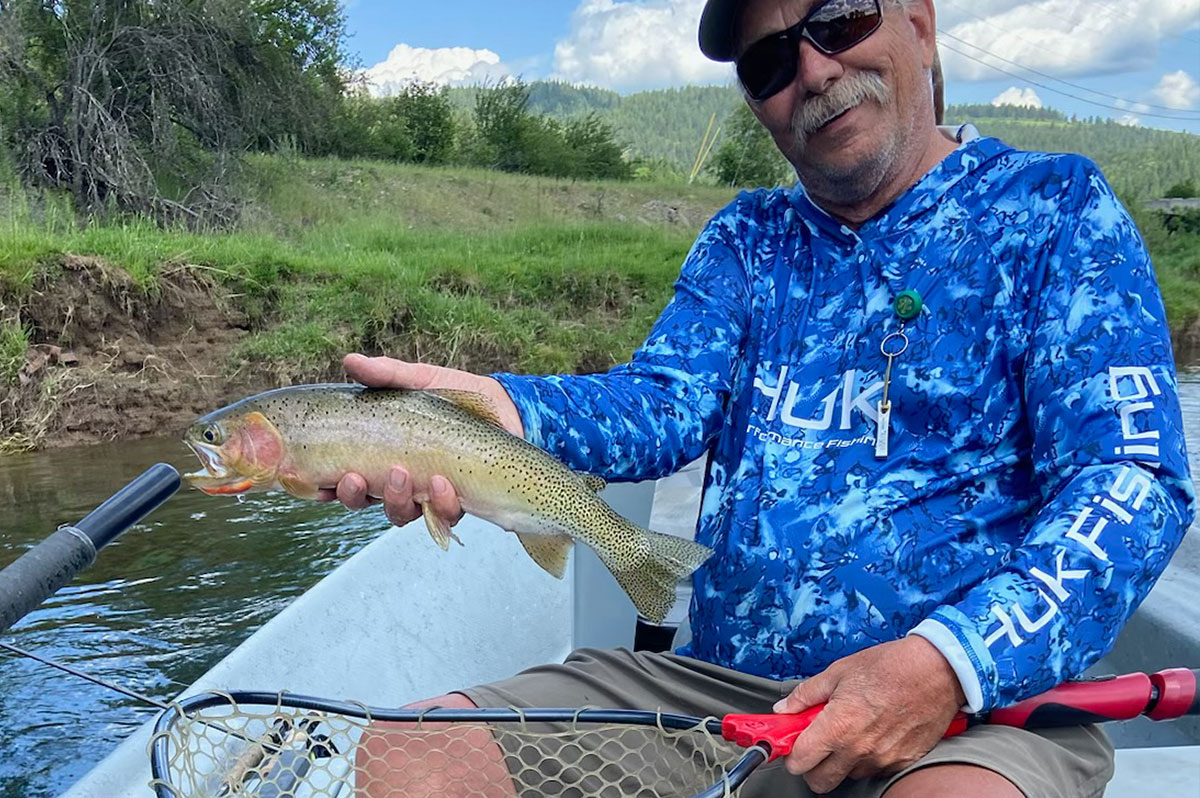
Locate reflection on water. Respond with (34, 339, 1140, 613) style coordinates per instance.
(0, 438, 391, 798)
(1, 375, 1199, 797)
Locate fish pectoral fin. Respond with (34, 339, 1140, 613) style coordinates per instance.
(515, 532, 573, 579)
(579, 473, 606, 493)
(421, 501, 463, 550)
(278, 472, 320, 500)
(425, 389, 505, 427)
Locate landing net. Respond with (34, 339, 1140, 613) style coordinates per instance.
(148, 692, 754, 798)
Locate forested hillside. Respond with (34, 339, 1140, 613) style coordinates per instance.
(450, 81, 1200, 198)
(945, 106, 1200, 199)
(451, 82, 744, 175)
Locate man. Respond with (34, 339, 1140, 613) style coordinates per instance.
(330, 0, 1195, 794)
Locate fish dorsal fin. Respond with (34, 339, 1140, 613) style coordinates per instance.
(581, 473, 606, 493)
(426, 389, 504, 427)
(516, 532, 573, 579)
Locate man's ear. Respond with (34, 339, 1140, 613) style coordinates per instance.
(906, 0, 940, 71)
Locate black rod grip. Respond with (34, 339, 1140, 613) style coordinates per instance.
(0, 463, 180, 635)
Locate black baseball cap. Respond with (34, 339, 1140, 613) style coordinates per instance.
(698, 0, 745, 62)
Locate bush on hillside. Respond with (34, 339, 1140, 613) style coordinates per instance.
(470, 80, 632, 180)
(330, 83, 457, 164)
(562, 114, 632, 180)
(1165, 180, 1198, 199)
(710, 104, 790, 188)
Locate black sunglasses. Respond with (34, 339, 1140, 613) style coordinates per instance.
(736, 0, 884, 101)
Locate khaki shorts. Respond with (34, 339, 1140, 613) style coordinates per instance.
(461, 647, 1115, 798)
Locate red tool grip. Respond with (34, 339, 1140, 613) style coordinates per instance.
(1148, 668, 1200, 721)
(722, 669, 1196, 760)
(987, 672, 1153, 728)
(721, 705, 824, 761)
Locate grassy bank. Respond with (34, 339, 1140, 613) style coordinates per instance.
(1130, 203, 1200, 353)
(2, 157, 736, 380)
(1, 154, 1198, 450)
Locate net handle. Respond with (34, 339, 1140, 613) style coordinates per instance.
(721, 667, 1200, 761)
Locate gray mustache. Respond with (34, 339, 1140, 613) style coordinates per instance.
(793, 71, 890, 140)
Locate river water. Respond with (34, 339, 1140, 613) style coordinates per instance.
(2, 375, 1199, 797)
(0, 438, 393, 797)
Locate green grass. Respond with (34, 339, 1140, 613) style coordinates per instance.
(0, 320, 29, 384)
(3, 152, 1198, 379)
(1, 157, 728, 378)
(1141, 224, 1200, 341)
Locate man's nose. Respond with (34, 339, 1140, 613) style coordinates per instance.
(796, 36, 844, 95)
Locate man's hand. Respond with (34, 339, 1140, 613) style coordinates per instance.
(773, 636, 966, 794)
(317, 353, 523, 528)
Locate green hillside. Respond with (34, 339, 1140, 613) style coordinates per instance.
(449, 82, 745, 177)
(448, 81, 1200, 198)
(945, 105, 1200, 199)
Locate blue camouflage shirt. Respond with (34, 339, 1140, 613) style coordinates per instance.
(494, 136, 1195, 711)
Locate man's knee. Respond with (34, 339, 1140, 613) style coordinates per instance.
(358, 691, 516, 798)
(882, 764, 1023, 798)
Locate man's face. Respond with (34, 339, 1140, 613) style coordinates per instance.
(737, 0, 936, 205)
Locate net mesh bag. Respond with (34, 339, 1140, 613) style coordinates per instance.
(148, 694, 751, 798)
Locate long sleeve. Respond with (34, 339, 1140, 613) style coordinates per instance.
(912, 164, 1196, 710)
(491, 203, 753, 481)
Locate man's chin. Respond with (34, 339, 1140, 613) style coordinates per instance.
(795, 125, 875, 174)
(795, 137, 897, 206)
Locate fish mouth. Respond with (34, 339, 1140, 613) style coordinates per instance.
(183, 440, 254, 495)
(184, 439, 230, 479)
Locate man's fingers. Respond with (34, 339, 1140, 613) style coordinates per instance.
(775, 670, 836, 714)
(344, 353, 469, 392)
(429, 475, 465, 523)
(801, 749, 858, 794)
(382, 467, 419, 527)
(781, 710, 839, 776)
(336, 472, 376, 510)
(344, 353, 422, 389)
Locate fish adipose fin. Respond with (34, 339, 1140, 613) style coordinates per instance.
(516, 532, 573, 579)
(426, 389, 504, 427)
(611, 531, 713, 624)
(421, 501, 463, 550)
(581, 474, 606, 493)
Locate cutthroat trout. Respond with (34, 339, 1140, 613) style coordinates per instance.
(182, 384, 713, 623)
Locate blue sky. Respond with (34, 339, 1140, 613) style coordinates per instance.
(344, 0, 566, 75)
(343, 0, 1200, 134)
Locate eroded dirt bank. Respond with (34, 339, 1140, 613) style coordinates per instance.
(4, 254, 1200, 452)
(1, 256, 283, 450)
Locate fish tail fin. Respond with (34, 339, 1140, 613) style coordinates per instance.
(611, 531, 713, 624)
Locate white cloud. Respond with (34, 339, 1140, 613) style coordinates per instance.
(1152, 70, 1200, 109)
(553, 0, 733, 91)
(1114, 98, 1153, 114)
(991, 87, 1043, 107)
(1116, 114, 1142, 126)
(364, 44, 512, 96)
(937, 0, 1199, 83)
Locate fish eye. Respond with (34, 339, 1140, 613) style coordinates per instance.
(201, 424, 222, 444)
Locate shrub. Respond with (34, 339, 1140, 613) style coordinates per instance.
(710, 104, 790, 188)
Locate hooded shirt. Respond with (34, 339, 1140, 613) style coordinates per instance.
(493, 136, 1195, 711)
